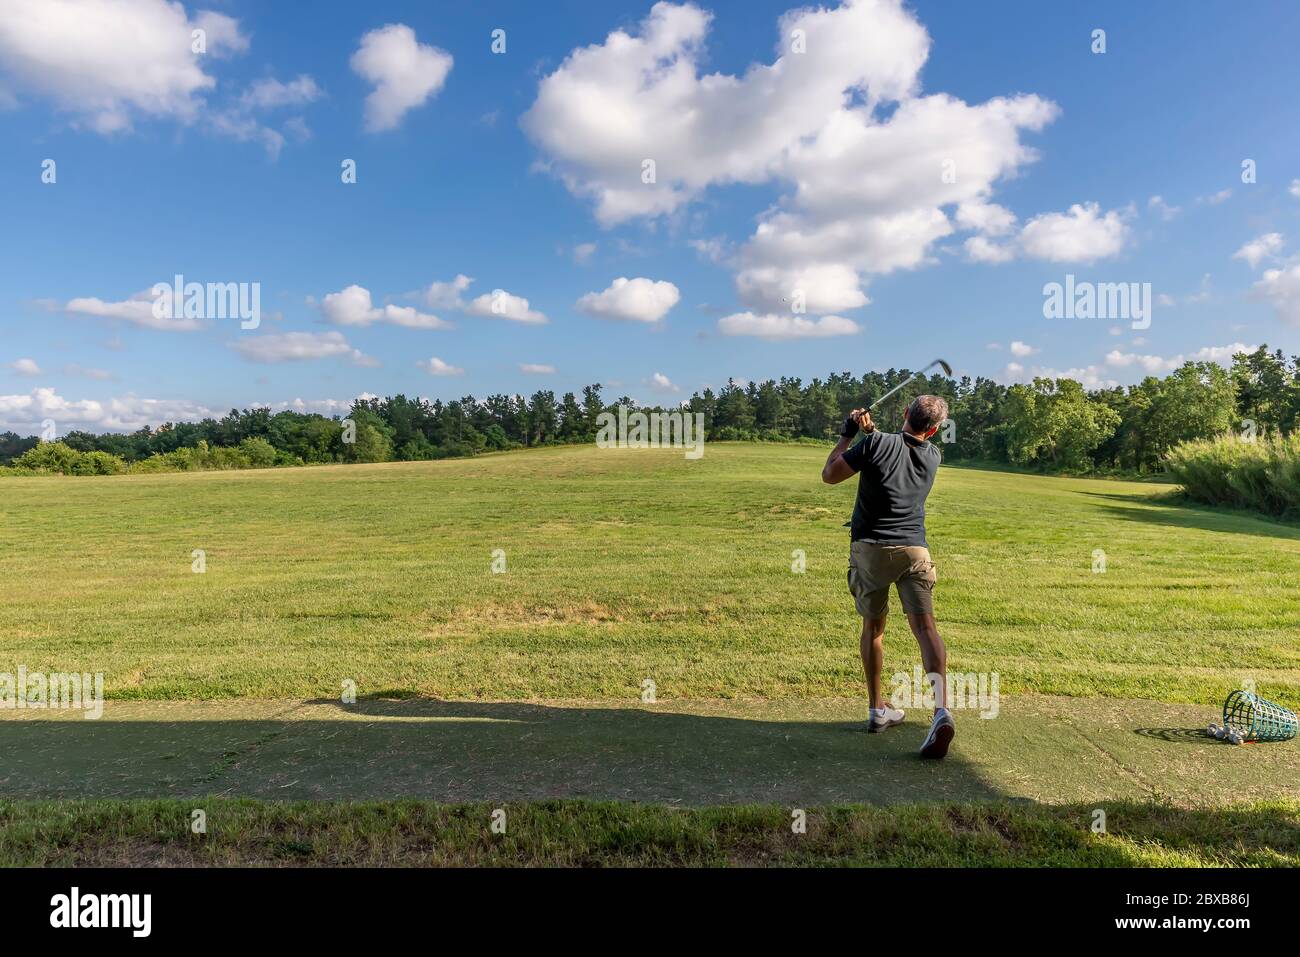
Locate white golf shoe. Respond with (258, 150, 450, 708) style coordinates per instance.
(868, 703, 906, 733)
(919, 710, 955, 758)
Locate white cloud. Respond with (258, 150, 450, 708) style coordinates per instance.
(956, 201, 1016, 237)
(378, 304, 452, 329)
(1231, 232, 1283, 269)
(572, 243, 598, 265)
(0, 387, 224, 432)
(208, 73, 322, 159)
(231, 331, 378, 366)
(418, 356, 463, 376)
(192, 10, 250, 58)
(1198, 188, 1232, 206)
(1290, 179, 1300, 199)
(283, 116, 311, 143)
(240, 75, 322, 111)
(519, 363, 556, 374)
(262, 396, 369, 416)
(1018, 202, 1128, 263)
(351, 24, 452, 132)
(688, 237, 730, 264)
(1009, 341, 1037, 358)
(1147, 195, 1180, 221)
(0, 0, 247, 133)
(64, 290, 202, 332)
(319, 285, 451, 329)
(964, 195, 1131, 267)
(577, 277, 680, 323)
(464, 289, 547, 324)
(9, 357, 42, 376)
(1003, 363, 1116, 390)
(716, 311, 860, 340)
(648, 372, 679, 393)
(524, 0, 1062, 314)
(963, 235, 1015, 264)
(0, 390, 392, 434)
(1104, 342, 1256, 375)
(411, 276, 546, 323)
(1156, 293, 1176, 307)
(423, 274, 473, 310)
(319, 285, 387, 325)
(1189, 343, 1256, 364)
(1251, 265, 1300, 325)
(63, 364, 114, 380)
(1103, 350, 1180, 375)
(207, 108, 287, 158)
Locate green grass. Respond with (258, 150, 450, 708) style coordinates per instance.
(0, 798, 1294, 867)
(2, 443, 1298, 706)
(3, 444, 1298, 867)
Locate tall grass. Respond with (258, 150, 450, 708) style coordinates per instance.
(1165, 433, 1300, 520)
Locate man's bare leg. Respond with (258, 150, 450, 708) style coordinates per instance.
(907, 610, 954, 757)
(859, 617, 887, 709)
(905, 612, 947, 710)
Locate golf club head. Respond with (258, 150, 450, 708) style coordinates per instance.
(933, 358, 953, 377)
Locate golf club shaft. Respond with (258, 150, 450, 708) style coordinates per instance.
(869, 371, 924, 411)
(867, 358, 952, 411)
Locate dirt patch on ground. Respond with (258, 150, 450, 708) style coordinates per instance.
(423, 597, 741, 635)
(425, 600, 628, 634)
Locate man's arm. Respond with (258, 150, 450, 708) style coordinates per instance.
(822, 409, 874, 484)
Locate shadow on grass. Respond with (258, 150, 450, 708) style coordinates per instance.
(1081, 491, 1300, 540)
(1134, 727, 1217, 745)
(0, 697, 1013, 807)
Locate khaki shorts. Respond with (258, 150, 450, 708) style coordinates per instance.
(847, 542, 936, 618)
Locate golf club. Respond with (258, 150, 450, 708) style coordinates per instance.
(868, 358, 953, 411)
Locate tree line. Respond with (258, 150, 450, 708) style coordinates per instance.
(2, 345, 1296, 476)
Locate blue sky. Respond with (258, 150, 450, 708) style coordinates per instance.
(2, 0, 1298, 432)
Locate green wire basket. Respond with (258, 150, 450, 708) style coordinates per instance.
(1222, 690, 1298, 743)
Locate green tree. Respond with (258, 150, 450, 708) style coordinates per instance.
(1002, 378, 1119, 471)
(237, 436, 277, 468)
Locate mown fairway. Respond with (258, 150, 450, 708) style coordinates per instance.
(2, 442, 1297, 706)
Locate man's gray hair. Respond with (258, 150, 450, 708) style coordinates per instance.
(906, 395, 949, 432)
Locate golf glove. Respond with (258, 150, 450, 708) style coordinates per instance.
(839, 414, 860, 439)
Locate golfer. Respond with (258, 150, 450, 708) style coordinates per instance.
(821, 395, 953, 758)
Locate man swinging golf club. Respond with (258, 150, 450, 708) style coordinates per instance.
(821, 380, 953, 759)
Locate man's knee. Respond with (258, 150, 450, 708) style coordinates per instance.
(862, 617, 887, 640)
